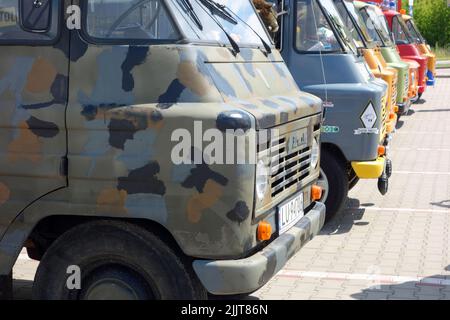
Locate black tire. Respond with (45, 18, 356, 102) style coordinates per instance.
(385, 158, 393, 179)
(348, 169, 359, 191)
(318, 149, 349, 223)
(0, 273, 12, 300)
(32, 220, 207, 300)
(418, 92, 423, 100)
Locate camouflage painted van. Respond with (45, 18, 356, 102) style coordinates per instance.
(0, 0, 325, 299)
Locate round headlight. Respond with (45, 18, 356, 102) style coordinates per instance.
(311, 138, 320, 169)
(256, 160, 270, 200)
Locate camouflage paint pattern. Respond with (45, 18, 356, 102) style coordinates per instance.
(0, 0, 324, 292)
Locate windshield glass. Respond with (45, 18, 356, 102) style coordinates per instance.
(392, 15, 413, 45)
(334, 0, 365, 48)
(367, 6, 393, 46)
(295, 0, 342, 52)
(405, 19, 424, 44)
(170, 0, 272, 47)
(357, 7, 383, 46)
(319, 0, 357, 53)
(344, 1, 377, 44)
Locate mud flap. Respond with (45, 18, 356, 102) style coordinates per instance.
(0, 272, 12, 300)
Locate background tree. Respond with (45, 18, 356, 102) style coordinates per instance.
(400, 0, 449, 47)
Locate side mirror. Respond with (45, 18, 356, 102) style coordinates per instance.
(19, 0, 52, 32)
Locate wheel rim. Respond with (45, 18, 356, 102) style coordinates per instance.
(79, 264, 156, 300)
(84, 278, 141, 300)
(317, 168, 329, 203)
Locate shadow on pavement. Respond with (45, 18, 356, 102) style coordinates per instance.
(395, 119, 405, 130)
(430, 200, 450, 209)
(320, 198, 367, 236)
(417, 108, 450, 113)
(350, 269, 450, 300)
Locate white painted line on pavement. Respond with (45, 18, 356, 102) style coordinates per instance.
(277, 270, 450, 287)
(357, 207, 450, 214)
(395, 131, 450, 134)
(393, 147, 450, 152)
(393, 170, 450, 175)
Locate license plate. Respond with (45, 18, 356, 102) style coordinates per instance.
(287, 128, 308, 154)
(278, 193, 304, 234)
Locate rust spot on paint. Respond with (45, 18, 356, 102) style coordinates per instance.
(187, 179, 224, 223)
(8, 122, 42, 163)
(0, 182, 10, 205)
(25, 57, 57, 93)
(177, 62, 210, 97)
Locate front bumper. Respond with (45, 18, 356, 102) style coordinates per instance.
(426, 70, 436, 86)
(192, 202, 326, 295)
(351, 157, 386, 179)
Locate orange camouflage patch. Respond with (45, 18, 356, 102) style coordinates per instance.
(97, 188, 128, 214)
(25, 57, 58, 93)
(177, 62, 211, 97)
(187, 179, 224, 223)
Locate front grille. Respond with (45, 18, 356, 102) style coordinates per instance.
(405, 73, 410, 93)
(270, 137, 312, 198)
(381, 94, 388, 139)
(391, 76, 397, 109)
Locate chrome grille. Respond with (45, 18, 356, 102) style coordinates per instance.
(270, 136, 312, 198)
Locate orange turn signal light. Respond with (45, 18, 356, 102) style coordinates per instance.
(394, 106, 399, 113)
(400, 9, 406, 15)
(257, 221, 272, 241)
(378, 145, 386, 156)
(311, 185, 323, 201)
(389, 112, 396, 120)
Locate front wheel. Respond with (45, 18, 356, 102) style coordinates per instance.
(32, 220, 207, 300)
(316, 150, 349, 223)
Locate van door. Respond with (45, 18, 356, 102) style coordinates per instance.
(0, 0, 69, 238)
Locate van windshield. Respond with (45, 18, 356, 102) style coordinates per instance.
(343, 0, 380, 46)
(294, 0, 356, 53)
(334, 0, 365, 49)
(319, 0, 357, 53)
(405, 19, 425, 44)
(392, 15, 413, 45)
(171, 0, 272, 47)
(366, 6, 394, 47)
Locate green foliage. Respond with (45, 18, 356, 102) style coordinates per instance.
(403, 0, 450, 47)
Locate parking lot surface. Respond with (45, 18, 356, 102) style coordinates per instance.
(12, 69, 450, 300)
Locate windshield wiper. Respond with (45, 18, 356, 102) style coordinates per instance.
(178, 0, 203, 30)
(198, 0, 238, 25)
(196, 0, 240, 55)
(225, 6, 272, 54)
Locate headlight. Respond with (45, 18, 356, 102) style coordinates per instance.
(256, 160, 270, 201)
(311, 137, 320, 169)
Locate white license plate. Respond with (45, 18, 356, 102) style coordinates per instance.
(287, 128, 308, 154)
(278, 193, 304, 234)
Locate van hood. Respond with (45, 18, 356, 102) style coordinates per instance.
(202, 48, 323, 129)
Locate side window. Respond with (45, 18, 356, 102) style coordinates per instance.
(295, 0, 341, 52)
(85, 0, 180, 42)
(0, 0, 58, 43)
(392, 16, 408, 45)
